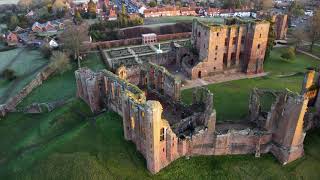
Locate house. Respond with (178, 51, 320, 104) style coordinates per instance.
(6, 32, 18, 46)
(49, 39, 59, 48)
(53, 21, 64, 30)
(43, 22, 55, 32)
(32, 21, 64, 33)
(32, 22, 43, 32)
(26, 10, 35, 17)
(108, 7, 117, 20)
(14, 26, 25, 33)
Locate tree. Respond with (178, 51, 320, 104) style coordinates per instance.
(75, 10, 83, 23)
(49, 51, 71, 75)
(223, 0, 243, 9)
(60, 22, 89, 68)
(163, 0, 171, 5)
(281, 47, 296, 61)
(254, 0, 273, 10)
(8, 15, 19, 30)
(261, 0, 273, 10)
(149, 1, 157, 7)
(307, 9, 320, 52)
(292, 28, 306, 51)
(18, 0, 32, 9)
(1, 69, 17, 81)
(265, 17, 276, 60)
(40, 43, 52, 58)
(87, 0, 97, 18)
(53, 0, 66, 10)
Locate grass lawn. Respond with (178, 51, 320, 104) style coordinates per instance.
(0, 47, 320, 179)
(0, 99, 319, 180)
(0, 48, 49, 104)
(182, 48, 320, 121)
(18, 52, 106, 107)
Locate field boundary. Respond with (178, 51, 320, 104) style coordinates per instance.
(0, 65, 56, 117)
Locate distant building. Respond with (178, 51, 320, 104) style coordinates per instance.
(108, 7, 117, 20)
(6, 32, 18, 46)
(31, 21, 64, 33)
(49, 39, 59, 48)
(142, 33, 157, 45)
(257, 11, 288, 40)
(32, 22, 43, 32)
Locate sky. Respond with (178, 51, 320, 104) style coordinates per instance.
(0, 0, 19, 5)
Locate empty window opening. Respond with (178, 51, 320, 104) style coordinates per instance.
(160, 128, 165, 141)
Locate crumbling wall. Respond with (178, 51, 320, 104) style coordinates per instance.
(141, 62, 181, 101)
(75, 68, 102, 113)
(0, 65, 55, 117)
(125, 65, 141, 85)
(213, 129, 272, 156)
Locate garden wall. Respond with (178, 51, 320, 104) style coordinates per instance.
(83, 32, 191, 50)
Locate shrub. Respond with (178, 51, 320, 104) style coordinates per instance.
(1, 68, 17, 81)
(281, 47, 295, 61)
(49, 51, 71, 75)
(149, 1, 157, 7)
(40, 44, 52, 58)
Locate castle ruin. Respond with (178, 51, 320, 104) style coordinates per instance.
(75, 63, 319, 173)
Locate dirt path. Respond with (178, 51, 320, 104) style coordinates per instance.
(182, 72, 269, 90)
(296, 49, 320, 60)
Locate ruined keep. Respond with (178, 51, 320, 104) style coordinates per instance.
(188, 18, 270, 79)
(75, 63, 319, 173)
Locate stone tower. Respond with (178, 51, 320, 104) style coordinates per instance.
(271, 70, 315, 164)
(145, 101, 163, 174)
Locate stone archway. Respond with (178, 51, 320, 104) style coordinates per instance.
(198, 71, 202, 79)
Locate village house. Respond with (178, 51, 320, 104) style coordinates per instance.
(32, 21, 64, 33)
(5, 32, 18, 46)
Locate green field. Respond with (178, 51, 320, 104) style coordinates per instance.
(1, 99, 320, 180)
(182, 48, 320, 121)
(17, 52, 105, 107)
(0, 48, 49, 104)
(0, 47, 320, 179)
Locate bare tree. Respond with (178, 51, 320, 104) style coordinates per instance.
(292, 28, 307, 51)
(307, 9, 320, 52)
(60, 22, 89, 68)
(49, 51, 71, 74)
(254, 0, 273, 10)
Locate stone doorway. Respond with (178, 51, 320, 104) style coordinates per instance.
(198, 71, 202, 79)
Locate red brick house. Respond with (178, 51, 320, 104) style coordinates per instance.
(6, 32, 18, 46)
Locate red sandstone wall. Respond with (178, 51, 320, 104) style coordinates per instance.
(0, 66, 55, 116)
(83, 32, 191, 50)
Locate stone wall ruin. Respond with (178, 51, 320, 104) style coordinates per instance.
(76, 67, 319, 173)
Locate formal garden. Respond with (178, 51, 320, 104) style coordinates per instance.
(0, 47, 320, 179)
